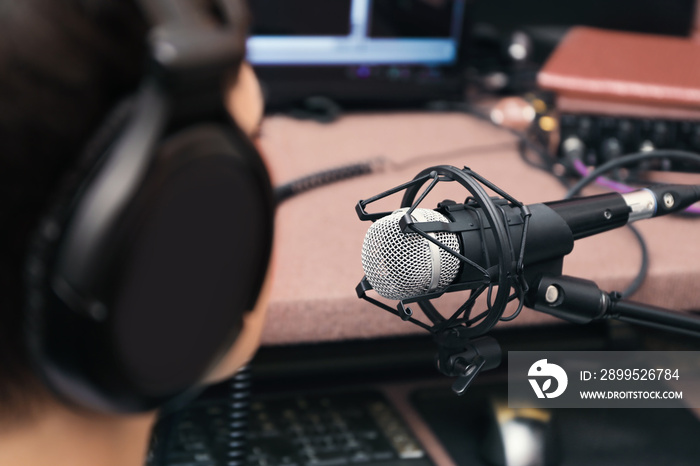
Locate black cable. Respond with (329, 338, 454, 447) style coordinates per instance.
(275, 161, 376, 204)
(388, 141, 515, 171)
(273, 141, 517, 204)
(228, 365, 253, 466)
(499, 291, 525, 321)
(566, 150, 700, 198)
(619, 224, 649, 298)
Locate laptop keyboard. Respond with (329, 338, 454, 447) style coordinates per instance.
(148, 387, 432, 466)
(247, 390, 431, 466)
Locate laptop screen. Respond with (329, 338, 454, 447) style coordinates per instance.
(247, 0, 467, 67)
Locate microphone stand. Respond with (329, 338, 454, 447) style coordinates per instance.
(526, 274, 700, 339)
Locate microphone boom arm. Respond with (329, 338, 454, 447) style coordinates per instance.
(528, 274, 700, 339)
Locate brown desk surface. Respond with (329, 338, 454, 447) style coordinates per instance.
(258, 111, 700, 346)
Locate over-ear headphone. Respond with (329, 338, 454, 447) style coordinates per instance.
(23, 0, 274, 413)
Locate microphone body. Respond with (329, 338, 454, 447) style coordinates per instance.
(449, 191, 634, 285)
(362, 185, 700, 301)
(443, 200, 574, 287)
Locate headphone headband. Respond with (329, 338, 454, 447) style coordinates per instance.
(140, 0, 248, 120)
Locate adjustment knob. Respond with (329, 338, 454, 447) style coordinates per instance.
(616, 119, 635, 143)
(651, 121, 673, 147)
(600, 137, 622, 162)
(576, 116, 593, 140)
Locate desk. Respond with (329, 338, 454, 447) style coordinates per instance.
(259, 111, 700, 346)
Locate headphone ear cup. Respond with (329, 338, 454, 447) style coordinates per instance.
(28, 121, 274, 413)
(107, 123, 274, 399)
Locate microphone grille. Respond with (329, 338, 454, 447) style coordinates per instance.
(361, 208, 461, 300)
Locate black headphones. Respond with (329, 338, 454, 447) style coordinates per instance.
(23, 0, 274, 413)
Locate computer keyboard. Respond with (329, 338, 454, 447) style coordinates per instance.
(247, 390, 432, 466)
(147, 382, 433, 466)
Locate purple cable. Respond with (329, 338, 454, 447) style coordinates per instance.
(572, 159, 700, 214)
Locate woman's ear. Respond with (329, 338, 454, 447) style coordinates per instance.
(225, 62, 265, 140)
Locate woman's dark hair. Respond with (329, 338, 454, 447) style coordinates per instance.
(0, 0, 247, 416)
(0, 0, 149, 414)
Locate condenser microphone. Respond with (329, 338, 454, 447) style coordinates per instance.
(361, 184, 700, 301)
